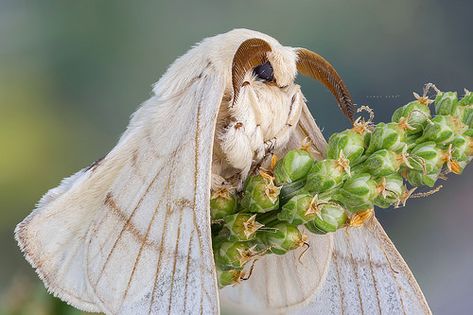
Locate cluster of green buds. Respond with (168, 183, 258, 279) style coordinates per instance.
(211, 86, 473, 288)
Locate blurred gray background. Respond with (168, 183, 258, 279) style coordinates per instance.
(0, 1, 472, 314)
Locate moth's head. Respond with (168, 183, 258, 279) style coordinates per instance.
(154, 28, 354, 121)
(209, 29, 355, 121)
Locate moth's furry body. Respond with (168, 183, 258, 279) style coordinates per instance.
(213, 77, 304, 185)
(15, 29, 431, 315)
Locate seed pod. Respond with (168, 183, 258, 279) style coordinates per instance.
(274, 149, 314, 185)
(392, 100, 432, 134)
(216, 241, 257, 270)
(305, 159, 349, 194)
(262, 223, 306, 255)
(305, 203, 347, 234)
(417, 115, 455, 145)
(279, 179, 306, 205)
(210, 189, 238, 220)
(333, 173, 378, 212)
(366, 122, 407, 154)
(434, 91, 458, 115)
(278, 193, 318, 225)
(223, 213, 263, 241)
(327, 129, 367, 165)
(216, 268, 242, 288)
(362, 149, 402, 177)
(406, 167, 441, 187)
(241, 172, 280, 213)
(374, 174, 404, 208)
(408, 141, 444, 173)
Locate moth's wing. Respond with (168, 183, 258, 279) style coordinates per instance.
(220, 103, 334, 313)
(288, 104, 431, 314)
(286, 104, 431, 314)
(288, 101, 328, 159)
(291, 218, 431, 315)
(220, 230, 332, 314)
(15, 71, 225, 314)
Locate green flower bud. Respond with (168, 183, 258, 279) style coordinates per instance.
(450, 135, 471, 162)
(327, 129, 366, 165)
(447, 115, 469, 135)
(366, 122, 407, 154)
(262, 223, 306, 255)
(210, 189, 238, 220)
(241, 172, 281, 213)
(464, 129, 473, 137)
(333, 173, 378, 212)
(216, 268, 242, 288)
(305, 203, 347, 234)
(417, 115, 455, 145)
(406, 168, 441, 188)
(373, 174, 404, 208)
(461, 132, 473, 161)
(278, 193, 318, 225)
(223, 213, 263, 241)
(216, 241, 257, 270)
(459, 90, 473, 106)
(405, 133, 423, 149)
(408, 141, 444, 173)
(279, 179, 306, 205)
(362, 149, 402, 177)
(391, 100, 432, 134)
(274, 149, 314, 185)
(434, 91, 458, 115)
(461, 107, 473, 128)
(211, 222, 224, 238)
(305, 159, 349, 193)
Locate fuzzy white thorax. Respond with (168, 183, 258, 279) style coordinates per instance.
(149, 29, 304, 186)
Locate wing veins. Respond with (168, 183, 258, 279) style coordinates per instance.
(182, 233, 194, 314)
(372, 223, 408, 315)
(277, 256, 289, 308)
(192, 96, 214, 314)
(167, 205, 185, 314)
(344, 230, 365, 315)
(148, 158, 178, 314)
(120, 197, 165, 309)
(289, 250, 308, 303)
(332, 251, 346, 315)
(93, 165, 165, 287)
(361, 225, 383, 315)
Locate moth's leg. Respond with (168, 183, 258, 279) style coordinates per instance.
(230, 83, 267, 180)
(245, 82, 266, 126)
(211, 173, 227, 191)
(218, 121, 253, 186)
(245, 86, 274, 163)
(264, 91, 304, 157)
(252, 125, 265, 162)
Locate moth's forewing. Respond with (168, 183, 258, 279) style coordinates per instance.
(16, 61, 226, 314)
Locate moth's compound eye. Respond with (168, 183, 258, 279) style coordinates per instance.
(253, 62, 274, 82)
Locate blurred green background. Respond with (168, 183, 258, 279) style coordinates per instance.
(1, 1, 472, 314)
